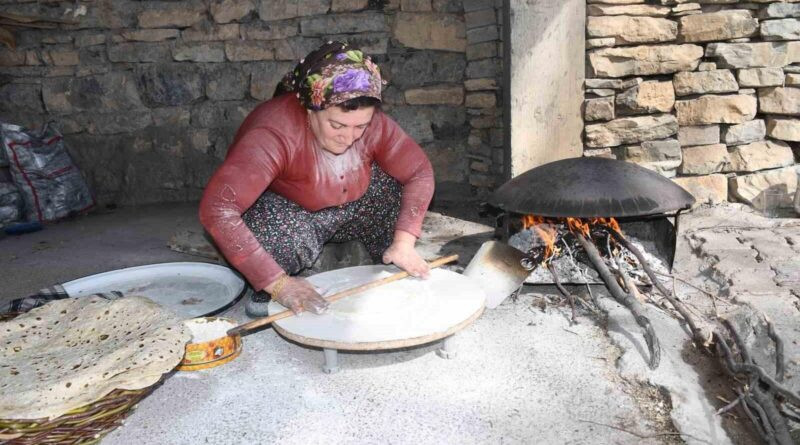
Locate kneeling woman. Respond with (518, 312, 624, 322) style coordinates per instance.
(199, 42, 435, 317)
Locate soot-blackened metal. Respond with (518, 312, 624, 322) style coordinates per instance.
(490, 157, 696, 218)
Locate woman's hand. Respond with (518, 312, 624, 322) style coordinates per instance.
(382, 230, 430, 279)
(266, 275, 329, 315)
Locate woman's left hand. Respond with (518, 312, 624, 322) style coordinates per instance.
(382, 230, 430, 279)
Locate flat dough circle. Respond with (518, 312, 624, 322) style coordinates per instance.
(268, 266, 486, 350)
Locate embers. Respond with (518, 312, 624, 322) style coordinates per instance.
(519, 215, 621, 271)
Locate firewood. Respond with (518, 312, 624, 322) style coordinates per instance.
(576, 232, 661, 370)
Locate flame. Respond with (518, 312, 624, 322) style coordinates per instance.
(565, 217, 621, 237)
(566, 217, 590, 237)
(522, 215, 558, 263)
(593, 217, 621, 235)
(533, 225, 557, 260)
(521, 214, 545, 229)
(520, 215, 623, 265)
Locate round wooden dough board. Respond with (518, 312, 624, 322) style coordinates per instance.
(268, 266, 486, 350)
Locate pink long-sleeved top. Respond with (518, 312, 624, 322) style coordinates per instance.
(199, 94, 435, 291)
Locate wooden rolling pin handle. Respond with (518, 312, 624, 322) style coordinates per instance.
(226, 254, 459, 337)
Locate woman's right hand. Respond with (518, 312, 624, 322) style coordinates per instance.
(267, 276, 329, 315)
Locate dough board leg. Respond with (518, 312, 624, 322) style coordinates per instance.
(322, 348, 340, 373)
(436, 335, 457, 359)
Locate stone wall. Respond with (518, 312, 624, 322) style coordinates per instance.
(584, 1, 800, 211)
(0, 0, 503, 209)
(463, 0, 504, 196)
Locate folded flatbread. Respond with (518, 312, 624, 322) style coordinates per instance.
(0, 295, 190, 420)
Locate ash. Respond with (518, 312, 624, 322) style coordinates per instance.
(509, 227, 671, 286)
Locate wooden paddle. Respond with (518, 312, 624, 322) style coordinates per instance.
(226, 254, 459, 337)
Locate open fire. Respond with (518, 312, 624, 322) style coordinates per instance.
(517, 214, 675, 370)
(516, 213, 800, 444)
(490, 158, 797, 443)
(519, 215, 621, 270)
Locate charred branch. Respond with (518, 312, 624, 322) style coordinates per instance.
(575, 232, 661, 370)
(780, 406, 800, 424)
(765, 320, 785, 383)
(609, 228, 708, 347)
(723, 319, 754, 365)
(715, 332, 800, 407)
(715, 331, 800, 406)
(743, 392, 778, 445)
(751, 386, 793, 445)
(548, 264, 577, 324)
(716, 394, 743, 416)
(715, 329, 798, 445)
(738, 388, 771, 444)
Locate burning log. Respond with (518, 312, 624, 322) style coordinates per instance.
(574, 232, 661, 370)
(517, 215, 661, 369)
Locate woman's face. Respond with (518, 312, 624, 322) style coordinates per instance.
(308, 106, 375, 155)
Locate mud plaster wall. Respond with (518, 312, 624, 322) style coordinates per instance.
(0, 0, 504, 209)
(506, 0, 585, 178)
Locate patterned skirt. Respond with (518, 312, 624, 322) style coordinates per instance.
(242, 164, 402, 275)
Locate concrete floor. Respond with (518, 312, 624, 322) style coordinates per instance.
(1, 203, 672, 444)
(1, 204, 206, 301)
(104, 295, 663, 445)
(6, 203, 793, 444)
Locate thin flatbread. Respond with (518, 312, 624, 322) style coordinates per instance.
(0, 295, 190, 420)
(269, 266, 486, 345)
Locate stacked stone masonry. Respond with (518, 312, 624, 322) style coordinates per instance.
(585, 0, 800, 210)
(0, 0, 503, 208)
(463, 0, 504, 193)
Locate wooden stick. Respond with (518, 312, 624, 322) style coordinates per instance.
(227, 254, 459, 337)
(765, 318, 785, 382)
(609, 228, 708, 347)
(547, 263, 577, 324)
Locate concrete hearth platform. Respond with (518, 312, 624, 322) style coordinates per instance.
(4, 203, 795, 444)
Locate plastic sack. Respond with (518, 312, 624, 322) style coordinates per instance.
(0, 205, 20, 224)
(0, 182, 22, 224)
(0, 142, 8, 167)
(1, 122, 94, 222)
(0, 183, 21, 206)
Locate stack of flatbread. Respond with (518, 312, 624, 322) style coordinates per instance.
(0, 295, 190, 420)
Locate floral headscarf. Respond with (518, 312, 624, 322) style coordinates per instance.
(275, 41, 383, 111)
